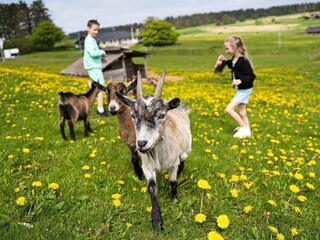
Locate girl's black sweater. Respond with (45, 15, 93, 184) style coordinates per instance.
(214, 56, 256, 89)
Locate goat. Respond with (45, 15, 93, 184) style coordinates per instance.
(95, 80, 143, 179)
(116, 69, 192, 229)
(58, 81, 100, 140)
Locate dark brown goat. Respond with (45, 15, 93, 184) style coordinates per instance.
(58, 82, 100, 140)
(95, 80, 143, 179)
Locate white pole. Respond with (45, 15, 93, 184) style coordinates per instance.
(0, 38, 5, 62)
(278, 32, 281, 48)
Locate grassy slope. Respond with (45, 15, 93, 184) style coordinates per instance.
(0, 13, 319, 239)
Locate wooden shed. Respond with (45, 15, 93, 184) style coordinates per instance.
(60, 48, 148, 82)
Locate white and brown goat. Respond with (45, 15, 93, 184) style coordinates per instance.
(116, 69, 192, 229)
(96, 80, 143, 179)
(58, 81, 100, 140)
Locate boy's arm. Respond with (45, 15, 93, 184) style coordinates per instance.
(86, 38, 106, 58)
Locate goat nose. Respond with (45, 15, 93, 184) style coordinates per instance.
(110, 105, 116, 111)
(138, 140, 147, 147)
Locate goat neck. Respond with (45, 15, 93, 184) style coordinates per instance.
(137, 71, 143, 98)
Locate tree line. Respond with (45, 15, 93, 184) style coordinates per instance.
(0, 0, 64, 53)
(69, 2, 320, 38)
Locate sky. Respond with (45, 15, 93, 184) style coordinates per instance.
(2, 0, 319, 34)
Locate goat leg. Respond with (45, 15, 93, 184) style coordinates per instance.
(148, 179, 163, 230)
(84, 120, 89, 137)
(177, 161, 184, 178)
(132, 150, 143, 180)
(170, 181, 178, 200)
(87, 121, 93, 132)
(59, 117, 67, 140)
(68, 120, 76, 140)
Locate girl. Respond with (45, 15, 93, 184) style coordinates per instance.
(214, 35, 255, 138)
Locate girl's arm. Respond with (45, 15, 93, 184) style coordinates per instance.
(237, 59, 255, 85)
(214, 55, 228, 73)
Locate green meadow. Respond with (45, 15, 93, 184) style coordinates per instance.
(0, 13, 319, 239)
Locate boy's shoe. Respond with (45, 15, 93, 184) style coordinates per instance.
(233, 127, 251, 138)
(96, 110, 110, 117)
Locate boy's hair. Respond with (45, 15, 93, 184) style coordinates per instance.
(225, 35, 253, 66)
(87, 19, 100, 27)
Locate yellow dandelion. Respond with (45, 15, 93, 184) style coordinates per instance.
(163, 173, 169, 179)
(195, 213, 206, 223)
(197, 179, 211, 190)
(309, 172, 315, 178)
(82, 165, 90, 171)
(268, 200, 277, 206)
(117, 180, 125, 185)
(14, 188, 20, 193)
(208, 231, 224, 240)
(206, 193, 213, 200)
(268, 226, 278, 233)
(141, 187, 147, 193)
(276, 233, 285, 240)
(297, 195, 307, 202)
(239, 174, 247, 181)
(230, 145, 238, 150)
(22, 148, 30, 153)
(291, 227, 298, 236)
(294, 206, 302, 214)
(307, 160, 316, 166)
(146, 207, 152, 213)
(48, 183, 59, 190)
(216, 215, 230, 229)
(289, 185, 300, 193)
(32, 181, 42, 187)
(243, 205, 253, 213)
(8, 155, 14, 159)
(216, 173, 225, 178)
(306, 183, 314, 189)
(112, 199, 121, 207)
(16, 197, 26, 206)
(84, 173, 91, 179)
(294, 173, 303, 180)
(243, 182, 254, 190)
(100, 161, 107, 165)
(229, 175, 239, 183)
(230, 189, 239, 198)
(126, 223, 133, 229)
(111, 193, 122, 200)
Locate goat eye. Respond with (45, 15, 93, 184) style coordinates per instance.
(131, 114, 136, 119)
(159, 113, 166, 119)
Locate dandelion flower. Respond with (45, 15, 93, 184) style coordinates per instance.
(126, 223, 133, 229)
(289, 185, 300, 193)
(216, 173, 225, 178)
(208, 231, 224, 240)
(268, 200, 277, 206)
(146, 207, 152, 213)
(197, 179, 211, 190)
(117, 180, 125, 185)
(268, 226, 278, 233)
(309, 172, 315, 178)
(243, 205, 253, 213)
(230, 145, 238, 150)
(195, 213, 206, 223)
(84, 173, 91, 179)
(100, 161, 107, 165)
(229, 175, 239, 183)
(206, 193, 213, 200)
(276, 233, 285, 240)
(111, 193, 122, 200)
(294, 206, 302, 214)
(294, 173, 303, 180)
(297, 195, 307, 202)
(48, 183, 59, 190)
(112, 199, 121, 207)
(141, 187, 147, 193)
(230, 189, 239, 198)
(14, 188, 20, 193)
(16, 197, 26, 206)
(32, 181, 42, 187)
(82, 165, 90, 171)
(8, 155, 14, 159)
(216, 215, 230, 229)
(22, 148, 30, 153)
(306, 183, 314, 189)
(291, 227, 298, 236)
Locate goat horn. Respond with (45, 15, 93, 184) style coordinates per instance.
(154, 68, 166, 98)
(136, 71, 143, 98)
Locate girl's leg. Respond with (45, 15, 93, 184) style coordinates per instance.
(226, 101, 246, 127)
(238, 103, 249, 127)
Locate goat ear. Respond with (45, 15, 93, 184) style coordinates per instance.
(92, 81, 107, 91)
(127, 79, 137, 93)
(116, 91, 135, 107)
(166, 98, 180, 110)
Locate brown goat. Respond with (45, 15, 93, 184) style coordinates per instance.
(58, 81, 100, 140)
(95, 80, 143, 179)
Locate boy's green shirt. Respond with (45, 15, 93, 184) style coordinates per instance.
(83, 35, 106, 70)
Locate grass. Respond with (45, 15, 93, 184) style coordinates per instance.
(0, 13, 320, 239)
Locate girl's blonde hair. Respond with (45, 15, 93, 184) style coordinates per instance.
(225, 35, 253, 67)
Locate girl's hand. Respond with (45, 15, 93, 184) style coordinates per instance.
(215, 54, 226, 67)
(232, 79, 242, 86)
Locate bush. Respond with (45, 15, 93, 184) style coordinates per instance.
(3, 37, 34, 54)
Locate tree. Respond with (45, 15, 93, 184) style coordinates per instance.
(31, 20, 64, 50)
(140, 19, 180, 46)
(30, 0, 50, 27)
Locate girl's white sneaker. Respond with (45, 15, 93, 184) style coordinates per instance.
(233, 126, 251, 138)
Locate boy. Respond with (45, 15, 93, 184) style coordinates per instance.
(83, 19, 109, 117)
